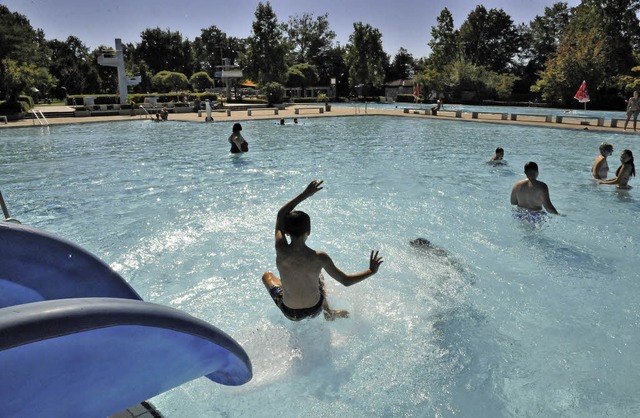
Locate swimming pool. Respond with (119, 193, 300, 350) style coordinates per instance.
(1, 116, 638, 417)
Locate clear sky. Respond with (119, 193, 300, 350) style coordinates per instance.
(3, 0, 581, 58)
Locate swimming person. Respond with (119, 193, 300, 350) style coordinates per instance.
(488, 147, 506, 165)
(262, 180, 383, 321)
(624, 90, 639, 132)
(228, 123, 248, 153)
(592, 142, 614, 180)
(598, 149, 635, 189)
(510, 161, 559, 214)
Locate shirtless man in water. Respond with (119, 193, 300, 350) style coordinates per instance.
(510, 161, 559, 215)
(262, 180, 383, 321)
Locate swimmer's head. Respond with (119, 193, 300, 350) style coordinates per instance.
(495, 147, 504, 155)
(284, 210, 311, 237)
(410, 238, 432, 248)
(524, 161, 539, 178)
(599, 142, 613, 155)
(279, 119, 285, 125)
(232, 123, 242, 133)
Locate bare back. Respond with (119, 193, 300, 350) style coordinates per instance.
(275, 243, 325, 309)
(510, 178, 557, 214)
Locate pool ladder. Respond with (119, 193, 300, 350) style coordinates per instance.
(31, 109, 49, 126)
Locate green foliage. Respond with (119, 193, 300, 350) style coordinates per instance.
(346, 22, 387, 94)
(189, 71, 213, 92)
(262, 81, 285, 104)
(244, 2, 288, 84)
(151, 71, 189, 92)
(428, 8, 459, 70)
(617, 66, 640, 92)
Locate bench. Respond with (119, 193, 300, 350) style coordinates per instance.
(247, 108, 278, 116)
(610, 118, 628, 128)
(403, 108, 427, 115)
(432, 109, 463, 118)
(472, 111, 508, 120)
(555, 114, 604, 126)
(510, 113, 553, 123)
(294, 106, 324, 114)
(0, 115, 7, 124)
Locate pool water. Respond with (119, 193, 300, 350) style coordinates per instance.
(1, 116, 639, 417)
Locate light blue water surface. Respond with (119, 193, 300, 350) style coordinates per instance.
(1, 116, 639, 417)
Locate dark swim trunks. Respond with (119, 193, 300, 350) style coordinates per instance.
(269, 285, 324, 321)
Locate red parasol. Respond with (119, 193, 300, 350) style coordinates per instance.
(413, 81, 420, 102)
(574, 80, 590, 109)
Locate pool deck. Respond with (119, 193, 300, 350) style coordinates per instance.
(1, 104, 637, 135)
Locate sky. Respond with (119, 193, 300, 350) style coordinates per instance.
(3, 0, 582, 58)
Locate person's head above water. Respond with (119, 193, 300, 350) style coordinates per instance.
(410, 238, 432, 248)
(599, 142, 613, 156)
(284, 210, 311, 237)
(524, 161, 539, 178)
(232, 123, 242, 133)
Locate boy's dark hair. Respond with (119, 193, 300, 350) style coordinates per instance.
(524, 161, 538, 174)
(233, 123, 242, 132)
(284, 210, 311, 237)
(496, 147, 504, 154)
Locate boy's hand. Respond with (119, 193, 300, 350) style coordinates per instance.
(302, 180, 324, 198)
(369, 250, 383, 273)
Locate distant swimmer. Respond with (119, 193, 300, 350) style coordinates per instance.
(410, 238, 448, 257)
(510, 161, 559, 215)
(598, 149, 635, 189)
(592, 142, 614, 180)
(488, 147, 506, 165)
(262, 180, 383, 321)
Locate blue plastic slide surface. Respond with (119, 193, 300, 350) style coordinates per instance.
(0, 222, 140, 308)
(0, 298, 253, 418)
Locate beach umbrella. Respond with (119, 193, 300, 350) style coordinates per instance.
(574, 80, 590, 110)
(413, 80, 420, 102)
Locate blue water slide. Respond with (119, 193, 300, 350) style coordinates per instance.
(0, 222, 140, 308)
(0, 297, 253, 418)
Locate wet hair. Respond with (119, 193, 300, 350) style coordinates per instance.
(495, 147, 504, 154)
(232, 123, 242, 132)
(617, 149, 636, 177)
(599, 142, 613, 155)
(284, 210, 311, 237)
(524, 161, 538, 175)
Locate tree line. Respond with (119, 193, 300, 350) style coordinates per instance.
(1, 1, 639, 110)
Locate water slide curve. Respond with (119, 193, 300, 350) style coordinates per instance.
(0, 222, 252, 417)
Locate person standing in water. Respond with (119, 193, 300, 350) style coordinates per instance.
(262, 180, 383, 321)
(598, 149, 636, 189)
(592, 142, 614, 180)
(510, 161, 559, 215)
(228, 123, 248, 153)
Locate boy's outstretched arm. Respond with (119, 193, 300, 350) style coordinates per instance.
(320, 250, 383, 287)
(275, 180, 323, 245)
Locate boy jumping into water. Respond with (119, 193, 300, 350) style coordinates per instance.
(262, 180, 383, 321)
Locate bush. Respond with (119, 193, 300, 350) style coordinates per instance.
(262, 82, 285, 104)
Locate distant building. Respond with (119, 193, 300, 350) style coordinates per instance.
(384, 79, 417, 102)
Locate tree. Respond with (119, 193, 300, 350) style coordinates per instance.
(458, 6, 522, 72)
(189, 71, 213, 92)
(193, 26, 229, 73)
(345, 22, 387, 95)
(532, 5, 608, 104)
(136, 28, 194, 76)
(0, 5, 52, 101)
(285, 63, 318, 96)
(244, 2, 288, 85)
(387, 48, 415, 81)
(428, 8, 459, 70)
(151, 71, 189, 92)
(286, 12, 336, 65)
(526, 2, 572, 75)
(46, 36, 98, 95)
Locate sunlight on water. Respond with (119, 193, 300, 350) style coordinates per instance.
(1, 115, 639, 417)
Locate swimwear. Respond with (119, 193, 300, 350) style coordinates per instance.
(513, 207, 547, 224)
(230, 144, 241, 153)
(269, 284, 324, 321)
(628, 97, 640, 112)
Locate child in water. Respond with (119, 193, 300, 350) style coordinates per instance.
(262, 180, 383, 321)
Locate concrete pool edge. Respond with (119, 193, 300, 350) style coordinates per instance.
(1, 105, 637, 135)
